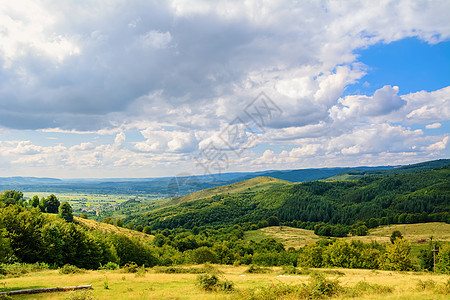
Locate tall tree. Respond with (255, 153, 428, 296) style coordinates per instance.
(39, 197, 47, 212)
(30, 195, 40, 208)
(46, 194, 60, 213)
(59, 202, 73, 222)
(382, 238, 412, 271)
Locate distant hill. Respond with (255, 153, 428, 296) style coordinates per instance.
(328, 159, 450, 181)
(238, 166, 396, 182)
(1, 159, 447, 197)
(0, 177, 62, 185)
(170, 176, 291, 205)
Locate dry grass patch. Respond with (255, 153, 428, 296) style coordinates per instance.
(245, 226, 320, 249)
(75, 217, 153, 242)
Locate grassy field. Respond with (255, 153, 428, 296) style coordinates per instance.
(244, 222, 450, 249)
(245, 226, 321, 249)
(1, 266, 449, 299)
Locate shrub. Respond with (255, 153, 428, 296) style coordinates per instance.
(59, 264, 86, 274)
(382, 238, 412, 271)
(196, 273, 219, 291)
(349, 281, 393, 297)
(281, 265, 301, 275)
(434, 279, 450, 295)
(307, 272, 344, 298)
(390, 230, 403, 244)
(298, 243, 323, 268)
(416, 279, 436, 291)
(154, 264, 220, 274)
(245, 264, 271, 274)
(190, 247, 218, 264)
(436, 244, 450, 274)
(121, 262, 139, 273)
(99, 262, 119, 270)
(196, 273, 234, 292)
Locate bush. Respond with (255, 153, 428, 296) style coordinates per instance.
(99, 262, 119, 270)
(390, 230, 403, 244)
(349, 281, 393, 297)
(298, 243, 323, 268)
(416, 279, 450, 295)
(196, 273, 234, 292)
(59, 264, 86, 274)
(416, 279, 436, 291)
(434, 279, 450, 295)
(436, 244, 450, 274)
(245, 264, 271, 274)
(281, 265, 301, 274)
(121, 262, 139, 273)
(307, 272, 344, 299)
(196, 273, 219, 291)
(382, 238, 412, 271)
(190, 247, 218, 264)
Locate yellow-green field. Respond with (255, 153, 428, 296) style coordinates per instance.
(245, 226, 321, 248)
(244, 222, 450, 249)
(1, 266, 449, 299)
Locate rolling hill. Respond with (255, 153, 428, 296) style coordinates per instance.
(125, 163, 450, 230)
(169, 176, 291, 205)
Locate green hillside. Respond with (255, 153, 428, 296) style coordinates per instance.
(169, 176, 291, 205)
(126, 164, 450, 230)
(75, 217, 153, 242)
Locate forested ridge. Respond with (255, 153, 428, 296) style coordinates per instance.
(126, 164, 450, 230)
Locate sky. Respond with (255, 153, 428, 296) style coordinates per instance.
(0, 0, 449, 178)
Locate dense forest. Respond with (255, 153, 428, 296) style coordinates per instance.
(125, 165, 450, 232)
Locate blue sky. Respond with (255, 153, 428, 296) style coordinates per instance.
(348, 38, 450, 95)
(0, 0, 449, 178)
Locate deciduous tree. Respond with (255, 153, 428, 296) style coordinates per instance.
(59, 202, 73, 222)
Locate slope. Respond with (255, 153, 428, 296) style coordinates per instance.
(169, 176, 291, 205)
(75, 217, 153, 242)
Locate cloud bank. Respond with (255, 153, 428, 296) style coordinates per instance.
(0, 0, 448, 177)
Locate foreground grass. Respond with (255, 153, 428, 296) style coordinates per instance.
(1, 265, 449, 299)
